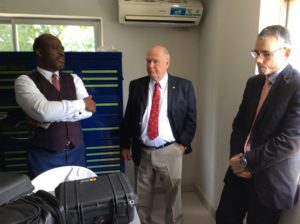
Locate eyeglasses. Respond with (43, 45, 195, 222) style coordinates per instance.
(250, 47, 284, 59)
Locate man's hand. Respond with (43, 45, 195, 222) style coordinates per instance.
(236, 169, 252, 179)
(121, 148, 132, 161)
(230, 153, 244, 174)
(83, 96, 96, 113)
(230, 153, 252, 179)
(179, 144, 186, 154)
(25, 116, 50, 129)
(26, 116, 42, 128)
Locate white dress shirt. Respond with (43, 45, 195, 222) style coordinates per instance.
(14, 67, 92, 125)
(141, 74, 176, 147)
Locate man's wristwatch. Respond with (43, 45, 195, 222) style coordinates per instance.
(239, 155, 247, 168)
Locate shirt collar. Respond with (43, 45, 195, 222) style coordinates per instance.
(37, 66, 59, 80)
(150, 73, 168, 89)
(268, 62, 288, 84)
(159, 73, 168, 89)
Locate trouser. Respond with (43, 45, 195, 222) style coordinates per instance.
(27, 141, 86, 179)
(216, 176, 282, 224)
(137, 143, 183, 224)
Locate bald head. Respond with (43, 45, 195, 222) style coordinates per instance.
(146, 45, 170, 81)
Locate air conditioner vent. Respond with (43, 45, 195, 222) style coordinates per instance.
(119, 0, 203, 27)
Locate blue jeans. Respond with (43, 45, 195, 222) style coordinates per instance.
(27, 141, 86, 179)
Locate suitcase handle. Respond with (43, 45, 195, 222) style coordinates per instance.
(74, 178, 85, 224)
(108, 173, 135, 224)
(107, 174, 120, 224)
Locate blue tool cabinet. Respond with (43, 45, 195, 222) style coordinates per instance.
(0, 52, 123, 175)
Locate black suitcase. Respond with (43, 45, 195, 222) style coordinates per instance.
(55, 172, 136, 224)
(0, 190, 66, 224)
(0, 172, 34, 206)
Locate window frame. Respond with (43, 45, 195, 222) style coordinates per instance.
(285, 0, 300, 70)
(259, 0, 300, 70)
(0, 13, 103, 51)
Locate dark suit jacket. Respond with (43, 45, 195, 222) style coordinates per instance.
(225, 64, 300, 210)
(120, 74, 197, 166)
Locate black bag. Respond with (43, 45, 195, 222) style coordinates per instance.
(55, 173, 136, 224)
(0, 172, 34, 206)
(0, 190, 66, 224)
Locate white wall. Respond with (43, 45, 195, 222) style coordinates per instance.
(0, 0, 267, 214)
(195, 0, 261, 211)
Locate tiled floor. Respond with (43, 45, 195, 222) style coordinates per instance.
(151, 191, 215, 224)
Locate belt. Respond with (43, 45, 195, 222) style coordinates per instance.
(64, 141, 75, 150)
(141, 141, 176, 150)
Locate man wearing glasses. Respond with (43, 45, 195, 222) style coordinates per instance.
(216, 25, 300, 224)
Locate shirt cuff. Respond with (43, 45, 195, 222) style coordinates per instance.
(74, 99, 86, 111)
(74, 110, 93, 120)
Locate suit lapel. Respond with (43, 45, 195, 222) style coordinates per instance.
(139, 77, 150, 113)
(255, 76, 269, 118)
(167, 74, 177, 112)
(247, 75, 265, 127)
(255, 65, 292, 123)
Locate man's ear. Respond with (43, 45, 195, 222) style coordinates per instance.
(36, 49, 43, 57)
(284, 47, 291, 59)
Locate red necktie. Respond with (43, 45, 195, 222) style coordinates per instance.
(243, 77, 271, 152)
(51, 73, 60, 91)
(147, 82, 160, 140)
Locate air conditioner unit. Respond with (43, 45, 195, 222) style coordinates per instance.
(118, 0, 203, 27)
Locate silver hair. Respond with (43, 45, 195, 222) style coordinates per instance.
(258, 25, 291, 47)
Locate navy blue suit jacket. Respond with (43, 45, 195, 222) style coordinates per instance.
(120, 74, 197, 166)
(226, 64, 300, 209)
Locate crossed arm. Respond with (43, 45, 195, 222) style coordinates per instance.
(15, 74, 96, 127)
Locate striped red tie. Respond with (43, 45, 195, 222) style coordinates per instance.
(147, 82, 160, 140)
(51, 74, 60, 91)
